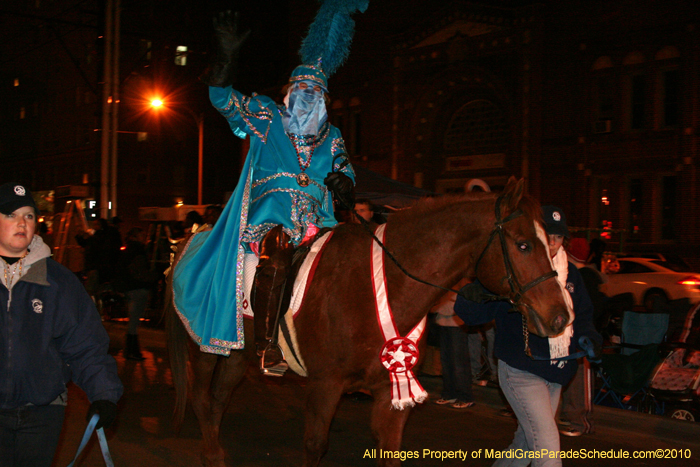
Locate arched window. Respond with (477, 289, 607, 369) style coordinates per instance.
(655, 47, 681, 127)
(443, 99, 508, 156)
(622, 52, 647, 130)
(591, 57, 615, 130)
(592, 56, 613, 71)
(655, 46, 680, 61)
(622, 51, 645, 66)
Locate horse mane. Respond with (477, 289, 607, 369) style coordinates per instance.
(389, 192, 490, 222)
(389, 191, 544, 227)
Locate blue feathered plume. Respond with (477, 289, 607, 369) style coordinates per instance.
(299, 0, 369, 77)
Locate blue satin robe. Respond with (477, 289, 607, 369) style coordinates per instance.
(172, 86, 354, 355)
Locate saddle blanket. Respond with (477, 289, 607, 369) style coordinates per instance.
(241, 231, 334, 377)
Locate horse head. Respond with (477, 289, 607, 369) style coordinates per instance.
(474, 177, 572, 337)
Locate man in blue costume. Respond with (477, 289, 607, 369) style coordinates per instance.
(172, 5, 362, 376)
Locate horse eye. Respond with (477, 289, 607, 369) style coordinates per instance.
(517, 242, 530, 252)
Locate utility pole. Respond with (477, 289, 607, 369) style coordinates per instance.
(100, 0, 120, 218)
(110, 0, 121, 215)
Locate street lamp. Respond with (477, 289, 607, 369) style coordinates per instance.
(150, 98, 204, 206)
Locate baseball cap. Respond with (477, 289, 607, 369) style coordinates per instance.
(567, 238, 590, 263)
(0, 183, 39, 215)
(541, 205, 570, 238)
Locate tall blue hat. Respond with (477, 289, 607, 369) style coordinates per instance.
(289, 0, 369, 91)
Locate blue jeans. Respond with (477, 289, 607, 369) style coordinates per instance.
(126, 288, 150, 335)
(438, 326, 473, 402)
(0, 405, 65, 467)
(495, 360, 562, 467)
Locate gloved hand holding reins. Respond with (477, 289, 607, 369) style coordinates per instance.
(324, 172, 355, 212)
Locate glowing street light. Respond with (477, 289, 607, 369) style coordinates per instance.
(150, 97, 204, 205)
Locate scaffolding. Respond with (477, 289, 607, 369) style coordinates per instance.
(53, 198, 90, 271)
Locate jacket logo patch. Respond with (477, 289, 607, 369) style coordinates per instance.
(566, 282, 574, 294)
(31, 298, 43, 314)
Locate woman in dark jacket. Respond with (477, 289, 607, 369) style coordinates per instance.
(454, 206, 601, 467)
(0, 183, 122, 466)
(115, 227, 157, 360)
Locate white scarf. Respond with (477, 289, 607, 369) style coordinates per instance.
(548, 246, 574, 365)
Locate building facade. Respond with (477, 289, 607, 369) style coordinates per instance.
(326, 0, 700, 261)
(2, 0, 700, 262)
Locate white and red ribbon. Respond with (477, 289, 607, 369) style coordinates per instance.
(371, 224, 428, 410)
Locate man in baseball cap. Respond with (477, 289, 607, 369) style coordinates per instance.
(0, 182, 39, 216)
(542, 205, 570, 239)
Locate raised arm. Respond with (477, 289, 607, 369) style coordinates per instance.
(200, 10, 251, 88)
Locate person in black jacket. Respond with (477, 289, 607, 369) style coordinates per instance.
(0, 183, 123, 467)
(454, 206, 601, 467)
(115, 227, 158, 360)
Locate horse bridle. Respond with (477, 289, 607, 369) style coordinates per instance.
(358, 192, 584, 362)
(473, 195, 558, 309)
(356, 193, 557, 304)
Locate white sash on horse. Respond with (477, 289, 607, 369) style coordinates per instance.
(371, 224, 428, 410)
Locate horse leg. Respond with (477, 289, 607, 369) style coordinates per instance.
(188, 341, 227, 467)
(207, 349, 250, 460)
(370, 389, 413, 467)
(302, 379, 344, 467)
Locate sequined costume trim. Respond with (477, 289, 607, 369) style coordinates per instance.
(234, 163, 254, 347)
(240, 223, 280, 244)
(251, 187, 323, 206)
(216, 92, 277, 143)
(331, 137, 355, 177)
(287, 122, 331, 163)
(242, 190, 323, 246)
(252, 172, 326, 192)
(290, 74, 327, 88)
(171, 234, 241, 356)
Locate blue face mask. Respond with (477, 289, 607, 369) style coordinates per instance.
(282, 83, 327, 136)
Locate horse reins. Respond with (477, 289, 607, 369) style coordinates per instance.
(333, 154, 465, 296)
(351, 193, 557, 305)
(353, 210, 462, 295)
(345, 177, 585, 362)
(350, 192, 587, 361)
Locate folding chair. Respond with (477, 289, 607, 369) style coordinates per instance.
(594, 311, 670, 413)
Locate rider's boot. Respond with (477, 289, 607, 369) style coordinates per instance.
(252, 225, 294, 376)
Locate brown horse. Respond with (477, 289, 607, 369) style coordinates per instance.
(165, 178, 571, 467)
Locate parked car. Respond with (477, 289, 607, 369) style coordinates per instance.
(601, 256, 700, 311)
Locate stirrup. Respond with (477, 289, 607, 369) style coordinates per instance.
(261, 361, 289, 377)
(260, 344, 288, 377)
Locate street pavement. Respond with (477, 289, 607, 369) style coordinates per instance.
(51, 321, 700, 466)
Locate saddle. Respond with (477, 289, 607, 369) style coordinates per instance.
(274, 228, 334, 376)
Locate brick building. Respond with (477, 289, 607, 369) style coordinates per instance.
(325, 0, 700, 261)
(2, 0, 699, 262)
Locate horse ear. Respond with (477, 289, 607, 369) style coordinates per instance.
(501, 177, 524, 216)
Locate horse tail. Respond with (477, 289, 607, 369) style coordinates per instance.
(164, 238, 191, 433)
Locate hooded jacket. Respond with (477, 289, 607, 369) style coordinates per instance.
(0, 236, 123, 409)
